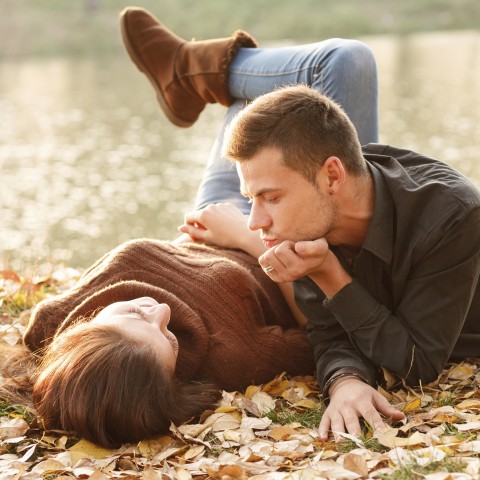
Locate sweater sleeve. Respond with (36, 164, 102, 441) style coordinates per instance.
(205, 322, 315, 391)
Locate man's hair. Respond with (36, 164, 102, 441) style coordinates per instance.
(1, 322, 220, 449)
(223, 84, 368, 183)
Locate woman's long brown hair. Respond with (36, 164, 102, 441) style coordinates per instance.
(1, 322, 220, 448)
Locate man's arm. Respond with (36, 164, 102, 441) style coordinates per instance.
(260, 207, 480, 438)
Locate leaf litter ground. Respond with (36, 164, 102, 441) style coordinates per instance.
(1, 268, 480, 479)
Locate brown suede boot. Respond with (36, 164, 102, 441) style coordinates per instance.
(119, 7, 258, 127)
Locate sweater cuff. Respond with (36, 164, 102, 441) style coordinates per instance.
(323, 279, 380, 332)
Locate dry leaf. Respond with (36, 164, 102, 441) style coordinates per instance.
(250, 391, 276, 415)
(403, 396, 422, 413)
(291, 398, 322, 409)
(343, 452, 369, 477)
(69, 439, 117, 459)
(376, 429, 426, 448)
(0, 418, 29, 439)
(447, 364, 475, 380)
(267, 426, 298, 441)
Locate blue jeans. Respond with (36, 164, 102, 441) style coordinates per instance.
(194, 38, 378, 213)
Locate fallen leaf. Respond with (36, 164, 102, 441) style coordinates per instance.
(182, 445, 205, 460)
(215, 405, 239, 413)
(456, 399, 480, 410)
(138, 435, 174, 457)
(403, 396, 422, 413)
(453, 421, 480, 431)
(291, 398, 322, 409)
(447, 364, 475, 380)
(244, 385, 261, 399)
(343, 452, 369, 477)
(0, 418, 29, 439)
(251, 391, 276, 415)
(69, 439, 117, 459)
(376, 429, 426, 448)
(30, 459, 67, 474)
(267, 426, 298, 441)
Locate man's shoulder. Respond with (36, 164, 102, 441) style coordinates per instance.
(362, 143, 480, 207)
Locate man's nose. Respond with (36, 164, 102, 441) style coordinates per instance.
(248, 201, 270, 231)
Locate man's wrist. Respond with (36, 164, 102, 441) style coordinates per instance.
(323, 367, 369, 398)
(310, 251, 352, 298)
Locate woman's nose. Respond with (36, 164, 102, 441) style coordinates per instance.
(145, 303, 171, 329)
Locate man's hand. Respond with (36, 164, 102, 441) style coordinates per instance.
(259, 239, 352, 297)
(178, 203, 265, 258)
(318, 377, 405, 442)
(258, 239, 330, 281)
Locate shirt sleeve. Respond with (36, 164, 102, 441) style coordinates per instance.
(309, 206, 480, 389)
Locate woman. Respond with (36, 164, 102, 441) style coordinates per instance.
(1, 7, 378, 449)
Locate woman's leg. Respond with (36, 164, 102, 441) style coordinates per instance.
(194, 39, 378, 212)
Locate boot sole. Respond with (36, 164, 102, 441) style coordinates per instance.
(119, 10, 193, 128)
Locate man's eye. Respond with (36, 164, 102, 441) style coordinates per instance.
(265, 197, 278, 204)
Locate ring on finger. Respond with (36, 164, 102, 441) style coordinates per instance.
(263, 265, 274, 273)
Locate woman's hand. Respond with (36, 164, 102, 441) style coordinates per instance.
(318, 377, 405, 442)
(178, 203, 265, 258)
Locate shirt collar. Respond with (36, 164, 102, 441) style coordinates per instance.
(360, 162, 394, 265)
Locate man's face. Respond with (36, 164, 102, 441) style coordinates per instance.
(237, 146, 337, 249)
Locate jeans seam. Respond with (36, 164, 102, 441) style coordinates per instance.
(230, 63, 321, 78)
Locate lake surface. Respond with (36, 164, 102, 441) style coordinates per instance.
(1, 30, 479, 270)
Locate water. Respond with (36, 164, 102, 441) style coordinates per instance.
(1, 30, 479, 270)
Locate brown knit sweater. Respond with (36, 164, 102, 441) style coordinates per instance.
(24, 239, 314, 391)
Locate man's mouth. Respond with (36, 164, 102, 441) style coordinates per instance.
(262, 238, 278, 249)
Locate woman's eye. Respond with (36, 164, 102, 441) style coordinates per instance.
(129, 306, 145, 318)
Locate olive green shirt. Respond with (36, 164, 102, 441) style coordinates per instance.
(294, 144, 480, 390)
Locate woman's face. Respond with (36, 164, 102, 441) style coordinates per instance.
(91, 297, 179, 371)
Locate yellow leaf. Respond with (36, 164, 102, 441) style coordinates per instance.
(343, 452, 369, 478)
(375, 428, 425, 448)
(262, 377, 290, 396)
(447, 364, 475, 380)
(69, 439, 117, 459)
(432, 413, 461, 423)
(138, 435, 174, 457)
(456, 399, 480, 410)
(403, 396, 422, 413)
(182, 445, 205, 460)
(268, 426, 298, 441)
(291, 398, 322, 410)
(245, 385, 261, 399)
(215, 405, 238, 413)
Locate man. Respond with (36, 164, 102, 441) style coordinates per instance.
(223, 84, 480, 441)
(119, 7, 479, 440)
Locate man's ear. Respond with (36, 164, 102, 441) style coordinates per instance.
(317, 156, 345, 193)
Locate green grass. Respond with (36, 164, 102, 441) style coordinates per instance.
(335, 433, 388, 454)
(265, 404, 325, 428)
(0, 400, 36, 423)
(379, 457, 468, 479)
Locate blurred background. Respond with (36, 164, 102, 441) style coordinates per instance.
(1, 0, 479, 271)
